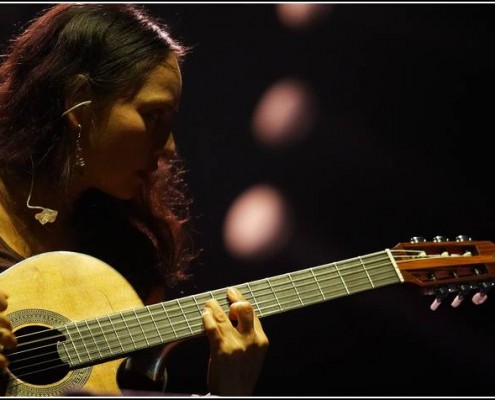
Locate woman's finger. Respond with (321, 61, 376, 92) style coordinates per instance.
(230, 301, 254, 335)
(0, 292, 8, 312)
(226, 287, 244, 303)
(0, 327, 17, 350)
(0, 354, 9, 371)
(202, 307, 222, 344)
(0, 315, 12, 330)
(202, 298, 231, 344)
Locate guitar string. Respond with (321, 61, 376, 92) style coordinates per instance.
(10, 248, 476, 390)
(6, 253, 402, 384)
(9, 256, 400, 373)
(10, 249, 423, 344)
(11, 257, 398, 369)
(6, 259, 401, 389)
(10, 250, 409, 346)
(10, 247, 462, 377)
(7, 249, 449, 380)
(7, 250, 445, 386)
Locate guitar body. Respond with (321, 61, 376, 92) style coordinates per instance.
(0, 251, 144, 396)
(0, 239, 492, 396)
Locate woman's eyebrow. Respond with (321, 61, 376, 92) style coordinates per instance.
(140, 98, 177, 110)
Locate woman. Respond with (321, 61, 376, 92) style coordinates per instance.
(0, 3, 268, 396)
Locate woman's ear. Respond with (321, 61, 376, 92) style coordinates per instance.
(63, 74, 93, 129)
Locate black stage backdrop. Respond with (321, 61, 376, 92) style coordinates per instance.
(1, 3, 495, 396)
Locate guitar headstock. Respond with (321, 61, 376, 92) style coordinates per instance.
(391, 236, 495, 310)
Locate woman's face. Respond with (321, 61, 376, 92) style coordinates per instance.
(80, 52, 182, 200)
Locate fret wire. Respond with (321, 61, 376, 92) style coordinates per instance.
(358, 256, 374, 288)
(333, 262, 350, 294)
(287, 273, 304, 306)
(107, 315, 125, 352)
(161, 303, 178, 339)
(176, 299, 194, 335)
(120, 311, 138, 350)
(191, 295, 203, 316)
(73, 323, 92, 362)
(95, 318, 114, 357)
(309, 268, 326, 300)
(188, 298, 207, 332)
(146, 305, 165, 343)
(265, 278, 283, 312)
(245, 282, 263, 317)
(133, 310, 151, 346)
(210, 288, 229, 312)
(59, 341, 74, 365)
(64, 325, 84, 364)
(83, 320, 103, 359)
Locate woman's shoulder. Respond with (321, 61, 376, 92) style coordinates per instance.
(0, 235, 24, 271)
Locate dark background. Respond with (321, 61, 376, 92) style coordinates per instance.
(3, 2, 495, 396)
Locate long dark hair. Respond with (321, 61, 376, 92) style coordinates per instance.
(0, 4, 195, 299)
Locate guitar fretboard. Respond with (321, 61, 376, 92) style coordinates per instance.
(58, 249, 402, 367)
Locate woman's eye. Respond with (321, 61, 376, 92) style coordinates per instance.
(144, 112, 160, 123)
(142, 106, 176, 126)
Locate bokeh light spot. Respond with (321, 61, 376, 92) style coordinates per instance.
(276, 3, 333, 31)
(223, 184, 293, 261)
(251, 78, 317, 148)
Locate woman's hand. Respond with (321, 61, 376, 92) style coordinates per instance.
(0, 291, 17, 372)
(202, 287, 269, 396)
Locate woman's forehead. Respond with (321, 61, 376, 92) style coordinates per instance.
(134, 56, 182, 102)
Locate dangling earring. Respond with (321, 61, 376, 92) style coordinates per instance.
(61, 100, 91, 170)
(75, 123, 85, 169)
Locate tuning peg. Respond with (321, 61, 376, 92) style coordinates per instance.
(451, 295, 463, 307)
(430, 298, 442, 311)
(450, 284, 473, 308)
(433, 236, 449, 242)
(456, 235, 472, 242)
(472, 282, 495, 305)
(410, 236, 426, 243)
(430, 287, 450, 311)
(472, 292, 487, 305)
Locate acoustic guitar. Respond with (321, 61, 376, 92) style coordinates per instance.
(1, 237, 494, 396)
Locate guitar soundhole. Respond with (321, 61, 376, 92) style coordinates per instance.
(8, 325, 69, 385)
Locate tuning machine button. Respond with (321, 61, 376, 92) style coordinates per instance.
(472, 282, 495, 305)
(430, 287, 450, 311)
(456, 235, 472, 242)
(410, 236, 426, 243)
(450, 284, 473, 308)
(433, 236, 449, 243)
(472, 292, 487, 305)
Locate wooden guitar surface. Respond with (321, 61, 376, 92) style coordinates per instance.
(0, 251, 143, 396)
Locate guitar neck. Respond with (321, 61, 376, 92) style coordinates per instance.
(58, 249, 402, 368)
